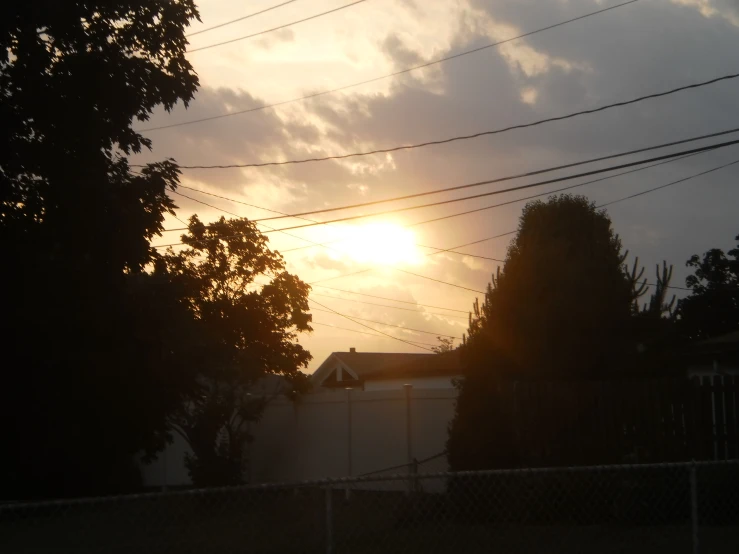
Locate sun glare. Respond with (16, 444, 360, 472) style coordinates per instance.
(333, 223, 421, 266)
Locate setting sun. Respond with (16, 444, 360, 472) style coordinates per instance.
(333, 222, 421, 266)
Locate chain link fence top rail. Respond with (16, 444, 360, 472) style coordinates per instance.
(1, 460, 738, 554)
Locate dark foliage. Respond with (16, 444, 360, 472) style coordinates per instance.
(675, 234, 739, 342)
(0, 1, 200, 499)
(449, 196, 645, 470)
(160, 216, 312, 487)
(463, 195, 636, 379)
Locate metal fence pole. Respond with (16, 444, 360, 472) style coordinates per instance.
(404, 384, 413, 496)
(691, 462, 699, 554)
(346, 387, 353, 477)
(325, 486, 334, 554)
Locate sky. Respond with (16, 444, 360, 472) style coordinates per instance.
(134, 0, 739, 372)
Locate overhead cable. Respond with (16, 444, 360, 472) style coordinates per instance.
(310, 306, 462, 338)
(310, 299, 435, 351)
(163, 73, 739, 168)
(310, 321, 440, 348)
(160, 127, 739, 228)
(141, 0, 640, 131)
(186, 0, 301, 37)
(188, 0, 367, 53)
(307, 153, 739, 287)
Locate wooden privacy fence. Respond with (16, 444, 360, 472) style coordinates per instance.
(504, 375, 739, 466)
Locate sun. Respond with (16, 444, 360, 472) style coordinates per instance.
(333, 222, 421, 266)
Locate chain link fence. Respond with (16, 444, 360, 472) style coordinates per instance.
(1, 460, 738, 553)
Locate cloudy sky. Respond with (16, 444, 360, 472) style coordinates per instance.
(135, 0, 739, 371)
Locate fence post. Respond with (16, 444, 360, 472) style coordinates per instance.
(345, 387, 353, 501)
(346, 387, 353, 477)
(325, 486, 334, 554)
(691, 462, 699, 554)
(404, 384, 413, 496)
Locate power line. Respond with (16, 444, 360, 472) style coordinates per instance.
(396, 152, 704, 231)
(187, 0, 367, 53)
(310, 299, 435, 351)
(174, 184, 299, 217)
(166, 188, 496, 294)
(161, 146, 707, 298)
(168, 189, 362, 255)
(310, 306, 462, 338)
(310, 285, 470, 312)
(166, 155, 727, 327)
(393, 268, 484, 294)
(141, 0, 641, 132)
(187, 0, 301, 37)
(161, 149, 736, 296)
(166, 73, 739, 168)
(173, 214, 189, 227)
(598, 158, 739, 209)
(308, 153, 739, 288)
(310, 321, 439, 348)
(157, 142, 710, 258)
(168, 189, 492, 294)
(250, 139, 739, 235)
(643, 282, 691, 292)
(166, 192, 474, 311)
(159, 127, 739, 226)
(168, 188, 504, 290)
(309, 292, 469, 319)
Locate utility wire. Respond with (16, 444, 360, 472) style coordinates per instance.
(160, 127, 739, 228)
(253, 139, 739, 234)
(162, 146, 707, 298)
(142, 0, 640, 131)
(188, 0, 367, 53)
(161, 148, 735, 295)
(597, 158, 739, 209)
(398, 153, 704, 230)
(393, 268, 484, 294)
(169, 189, 364, 255)
(187, 0, 301, 37)
(164, 73, 739, 168)
(277, 237, 504, 260)
(168, 189, 494, 294)
(168, 156, 724, 350)
(310, 285, 470, 312)
(308, 152, 739, 288)
(310, 299, 435, 351)
(309, 292, 469, 319)
(310, 306, 462, 338)
(156, 140, 722, 250)
(310, 322, 439, 348)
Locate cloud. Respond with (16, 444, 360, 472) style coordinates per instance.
(672, 0, 739, 27)
(381, 33, 426, 69)
(140, 0, 739, 368)
(254, 28, 295, 50)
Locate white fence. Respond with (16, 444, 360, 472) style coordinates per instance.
(141, 386, 457, 487)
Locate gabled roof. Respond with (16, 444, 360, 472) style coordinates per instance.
(311, 350, 461, 387)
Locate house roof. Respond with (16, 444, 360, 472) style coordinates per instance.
(312, 350, 462, 387)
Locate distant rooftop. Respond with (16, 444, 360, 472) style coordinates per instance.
(312, 349, 461, 388)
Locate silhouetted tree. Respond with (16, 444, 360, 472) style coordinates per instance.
(432, 337, 455, 354)
(0, 2, 200, 499)
(675, 234, 739, 341)
(468, 195, 636, 378)
(642, 261, 676, 317)
(448, 195, 640, 470)
(159, 216, 312, 487)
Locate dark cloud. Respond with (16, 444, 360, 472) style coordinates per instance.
(381, 33, 426, 69)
